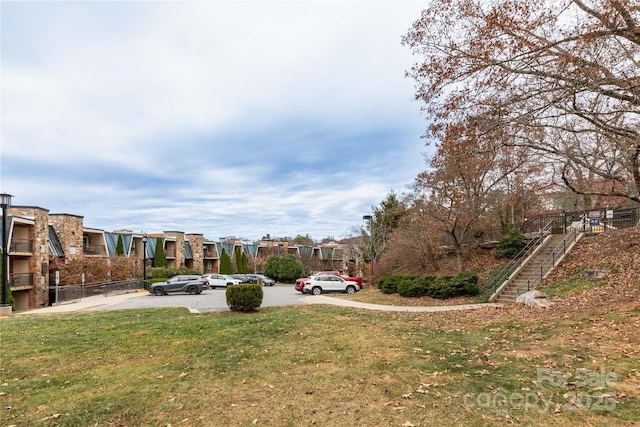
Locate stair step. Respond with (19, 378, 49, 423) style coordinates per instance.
(492, 232, 580, 303)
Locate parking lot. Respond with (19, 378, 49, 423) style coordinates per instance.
(95, 283, 305, 313)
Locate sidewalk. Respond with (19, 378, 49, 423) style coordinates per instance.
(16, 291, 148, 315)
(299, 295, 501, 312)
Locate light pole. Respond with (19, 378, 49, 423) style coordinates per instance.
(142, 234, 148, 285)
(363, 214, 374, 278)
(203, 245, 208, 274)
(1, 193, 13, 315)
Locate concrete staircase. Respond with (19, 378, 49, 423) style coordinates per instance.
(490, 232, 582, 304)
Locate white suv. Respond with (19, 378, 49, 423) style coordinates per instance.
(302, 275, 359, 295)
(202, 274, 242, 288)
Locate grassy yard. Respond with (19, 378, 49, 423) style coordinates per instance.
(1, 302, 638, 427)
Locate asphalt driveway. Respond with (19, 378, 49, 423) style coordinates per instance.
(18, 284, 500, 315)
(95, 283, 304, 313)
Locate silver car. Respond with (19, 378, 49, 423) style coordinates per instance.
(302, 275, 359, 295)
(246, 274, 276, 286)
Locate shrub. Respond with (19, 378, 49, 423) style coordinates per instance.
(425, 272, 480, 299)
(262, 255, 304, 282)
(226, 284, 263, 312)
(397, 275, 431, 297)
(495, 227, 526, 259)
(377, 275, 398, 294)
(377, 272, 480, 299)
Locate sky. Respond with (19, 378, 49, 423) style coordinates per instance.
(0, 0, 429, 242)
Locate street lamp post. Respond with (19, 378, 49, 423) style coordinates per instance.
(362, 215, 374, 278)
(1, 193, 13, 315)
(203, 246, 208, 274)
(142, 235, 148, 285)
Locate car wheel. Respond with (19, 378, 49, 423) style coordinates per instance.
(346, 285, 356, 294)
(227, 282, 233, 286)
(188, 286, 198, 295)
(153, 288, 165, 296)
(312, 287, 322, 296)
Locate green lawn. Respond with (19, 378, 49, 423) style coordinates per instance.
(1, 303, 638, 426)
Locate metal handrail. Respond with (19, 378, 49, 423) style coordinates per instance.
(51, 278, 144, 304)
(484, 220, 555, 295)
(516, 227, 580, 294)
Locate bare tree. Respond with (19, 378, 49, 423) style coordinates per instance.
(404, 0, 640, 205)
(412, 117, 530, 272)
(379, 206, 440, 275)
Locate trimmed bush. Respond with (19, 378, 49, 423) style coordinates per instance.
(377, 275, 398, 294)
(397, 275, 430, 297)
(425, 272, 479, 299)
(262, 255, 304, 282)
(379, 272, 480, 299)
(226, 284, 263, 312)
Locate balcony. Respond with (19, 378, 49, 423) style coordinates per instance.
(10, 239, 33, 254)
(83, 244, 106, 255)
(10, 273, 34, 290)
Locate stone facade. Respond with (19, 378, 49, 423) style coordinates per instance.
(49, 214, 84, 260)
(163, 231, 185, 268)
(186, 233, 204, 272)
(8, 206, 51, 308)
(3, 206, 357, 311)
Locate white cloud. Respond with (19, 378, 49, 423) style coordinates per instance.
(1, 1, 427, 240)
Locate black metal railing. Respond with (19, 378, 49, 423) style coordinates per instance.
(83, 244, 106, 255)
(10, 273, 34, 288)
(515, 227, 581, 294)
(484, 221, 555, 297)
(49, 278, 144, 305)
(10, 239, 33, 253)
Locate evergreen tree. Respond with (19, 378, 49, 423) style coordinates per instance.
(240, 252, 249, 273)
(153, 238, 167, 268)
(234, 246, 243, 273)
(220, 249, 233, 274)
(115, 234, 125, 256)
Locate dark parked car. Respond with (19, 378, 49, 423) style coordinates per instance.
(246, 273, 275, 286)
(149, 275, 207, 296)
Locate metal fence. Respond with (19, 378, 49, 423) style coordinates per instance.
(49, 278, 144, 305)
(479, 206, 639, 246)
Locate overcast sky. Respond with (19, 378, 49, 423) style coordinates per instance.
(1, 0, 428, 242)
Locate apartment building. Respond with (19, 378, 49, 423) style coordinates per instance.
(1, 205, 356, 311)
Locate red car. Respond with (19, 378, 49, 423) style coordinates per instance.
(294, 277, 307, 292)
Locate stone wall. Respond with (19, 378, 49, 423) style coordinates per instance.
(9, 206, 51, 307)
(49, 214, 84, 260)
(186, 233, 204, 272)
(164, 231, 185, 267)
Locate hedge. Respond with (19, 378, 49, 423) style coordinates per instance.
(226, 284, 263, 312)
(379, 272, 479, 299)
